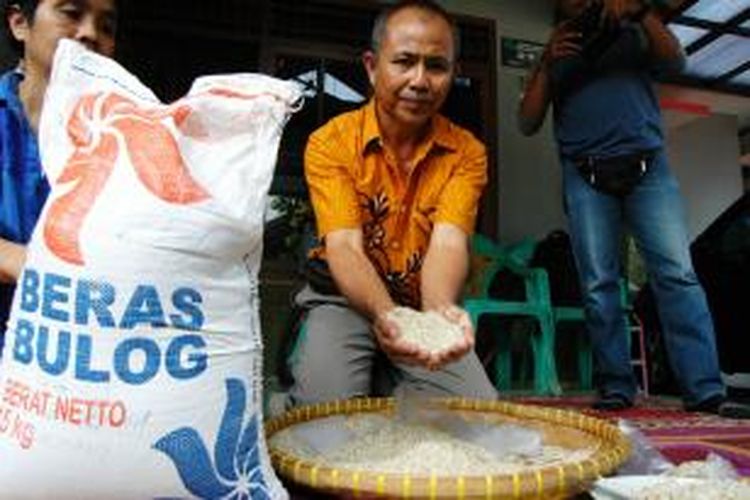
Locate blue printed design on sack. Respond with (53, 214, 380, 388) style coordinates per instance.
(154, 378, 271, 499)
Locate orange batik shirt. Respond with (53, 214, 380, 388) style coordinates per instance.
(305, 100, 488, 308)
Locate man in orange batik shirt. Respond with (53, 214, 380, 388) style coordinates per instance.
(281, 0, 498, 409)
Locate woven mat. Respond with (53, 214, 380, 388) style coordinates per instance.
(514, 395, 750, 477)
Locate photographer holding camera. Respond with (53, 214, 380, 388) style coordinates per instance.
(518, 0, 750, 417)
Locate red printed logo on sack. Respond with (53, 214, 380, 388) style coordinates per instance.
(43, 92, 212, 265)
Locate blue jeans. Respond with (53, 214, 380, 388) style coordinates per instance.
(562, 150, 724, 406)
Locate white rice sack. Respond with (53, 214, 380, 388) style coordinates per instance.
(387, 307, 463, 353)
(0, 40, 300, 499)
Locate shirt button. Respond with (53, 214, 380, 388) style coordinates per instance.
(399, 206, 406, 214)
(390, 241, 401, 250)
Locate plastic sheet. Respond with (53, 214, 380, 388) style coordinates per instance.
(393, 387, 543, 458)
(593, 422, 747, 499)
(615, 419, 674, 476)
(276, 388, 546, 465)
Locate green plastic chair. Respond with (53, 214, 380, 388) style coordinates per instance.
(463, 234, 561, 395)
(552, 279, 635, 391)
(552, 304, 592, 390)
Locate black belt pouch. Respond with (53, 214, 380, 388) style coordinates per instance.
(575, 152, 652, 197)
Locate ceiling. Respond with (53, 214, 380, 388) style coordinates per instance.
(654, 0, 750, 136)
(666, 0, 750, 97)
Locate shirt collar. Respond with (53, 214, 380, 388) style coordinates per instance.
(361, 99, 460, 156)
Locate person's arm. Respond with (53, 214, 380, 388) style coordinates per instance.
(418, 137, 488, 367)
(602, 0, 685, 71)
(325, 228, 395, 321)
(518, 24, 581, 136)
(304, 125, 390, 320)
(421, 223, 469, 311)
(324, 228, 432, 368)
(420, 223, 475, 366)
(638, 7, 685, 71)
(0, 238, 25, 283)
(518, 62, 553, 137)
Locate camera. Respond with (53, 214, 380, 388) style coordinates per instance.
(568, 1, 622, 61)
(568, 1, 605, 41)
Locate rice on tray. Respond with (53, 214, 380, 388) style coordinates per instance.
(269, 413, 594, 476)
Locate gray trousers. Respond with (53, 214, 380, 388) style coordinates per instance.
(288, 285, 498, 407)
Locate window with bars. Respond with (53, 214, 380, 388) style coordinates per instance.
(118, 1, 495, 205)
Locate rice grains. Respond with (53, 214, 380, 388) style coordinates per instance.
(387, 307, 464, 353)
(270, 414, 594, 476)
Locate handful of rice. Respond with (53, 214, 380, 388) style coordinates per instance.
(387, 307, 464, 353)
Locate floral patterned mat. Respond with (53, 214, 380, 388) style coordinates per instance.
(514, 395, 750, 477)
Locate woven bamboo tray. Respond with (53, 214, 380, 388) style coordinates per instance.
(266, 397, 631, 499)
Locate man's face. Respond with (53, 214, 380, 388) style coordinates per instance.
(364, 7, 455, 132)
(10, 0, 117, 77)
(557, 0, 592, 21)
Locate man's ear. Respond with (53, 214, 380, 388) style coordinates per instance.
(7, 5, 30, 45)
(362, 50, 377, 87)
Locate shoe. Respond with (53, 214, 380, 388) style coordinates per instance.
(718, 400, 750, 419)
(592, 393, 633, 411)
(685, 394, 724, 414)
(685, 395, 750, 419)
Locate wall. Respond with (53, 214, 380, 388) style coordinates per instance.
(441, 0, 566, 244)
(665, 113, 744, 239)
